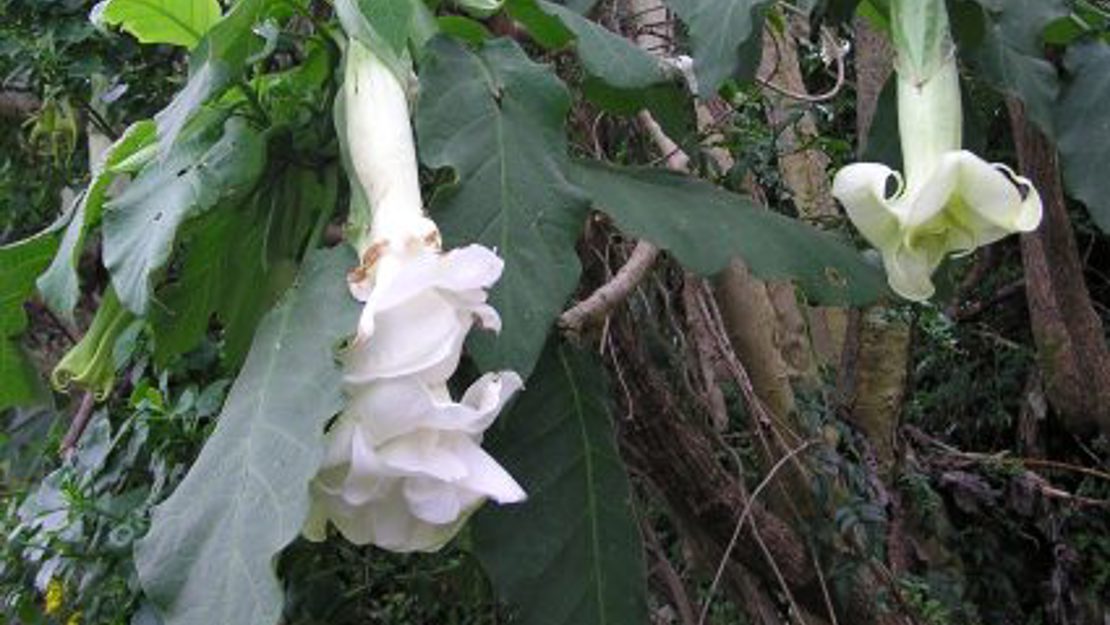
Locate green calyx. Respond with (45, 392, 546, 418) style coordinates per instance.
(890, 0, 954, 85)
(52, 289, 134, 400)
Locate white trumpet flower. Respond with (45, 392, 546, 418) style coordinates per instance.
(831, 0, 1042, 301)
(305, 38, 525, 552)
(345, 245, 504, 384)
(304, 372, 525, 552)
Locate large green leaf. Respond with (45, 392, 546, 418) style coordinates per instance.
(473, 340, 647, 625)
(0, 233, 57, 410)
(151, 165, 336, 365)
(416, 37, 590, 379)
(92, 0, 222, 49)
(1056, 41, 1110, 234)
(134, 246, 359, 625)
(37, 120, 157, 321)
(570, 160, 888, 304)
(532, 0, 666, 89)
(103, 115, 266, 315)
(507, 0, 694, 140)
(964, 0, 1068, 137)
(155, 0, 286, 149)
(663, 0, 772, 97)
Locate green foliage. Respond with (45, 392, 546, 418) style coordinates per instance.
(0, 0, 174, 241)
(960, 0, 1068, 137)
(908, 307, 1033, 444)
(5, 1, 1109, 624)
(37, 120, 158, 321)
(508, 0, 694, 141)
(570, 160, 889, 304)
(92, 0, 223, 49)
(1056, 40, 1110, 234)
(103, 114, 267, 315)
(0, 233, 58, 410)
(473, 341, 648, 625)
(663, 0, 772, 96)
(154, 0, 290, 149)
(2, 360, 234, 624)
(134, 247, 360, 625)
(150, 165, 335, 367)
(417, 36, 590, 379)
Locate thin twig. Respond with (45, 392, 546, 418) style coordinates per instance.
(809, 539, 841, 625)
(60, 391, 96, 457)
(560, 240, 660, 333)
(697, 439, 818, 625)
(756, 25, 846, 103)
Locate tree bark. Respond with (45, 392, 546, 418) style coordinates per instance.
(1008, 99, 1110, 435)
(834, 16, 910, 480)
(613, 310, 907, 625)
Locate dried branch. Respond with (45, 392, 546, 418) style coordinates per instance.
(698, 439, 820, 625)
(559, 240, 660, 334)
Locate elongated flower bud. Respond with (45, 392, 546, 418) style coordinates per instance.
(343, 39, 438, 257)
(52, 289, 133, 400)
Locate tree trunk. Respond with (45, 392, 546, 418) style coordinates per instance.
(1008, 99, 1110, 435)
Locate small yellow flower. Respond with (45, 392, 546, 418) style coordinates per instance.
(66, 610, 83, 625)
(44, 579, 65, 615)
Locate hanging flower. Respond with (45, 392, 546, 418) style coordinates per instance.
(304, 372, 524, 551)
(51, 288, 133, 400)
(305, 38, 525, 552)
(344, 245, 504, 384)
(831, 0, 1042, 301)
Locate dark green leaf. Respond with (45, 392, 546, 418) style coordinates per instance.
(963, 0, 1068, 136)
(570, 160, 888, 304)
(860, 76, 902, 169)
(103, 115, 266, 315)
(1056, 40, 1110, 234)
(663, 0, 772, 96)
(537, 0, 666, 89)
(437, 15, 493, 44)
(0, 233, 57, 410)
(134, 246, 360, 625)
(151, 166, 335, 365)
(473, 340, 647, 625)
(416, 37, 590, 378)
(37, 120, 157, 321)
(92, 0, 222, 49)
(509, 0, 694, 140)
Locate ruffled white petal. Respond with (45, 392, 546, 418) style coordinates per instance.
(832, 163, 905, 250)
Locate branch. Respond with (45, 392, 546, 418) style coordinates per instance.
(559, 240, 659, 333)
(60, 391, 96, 457)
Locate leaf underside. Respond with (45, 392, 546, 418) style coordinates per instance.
(134, 246, 359, 625)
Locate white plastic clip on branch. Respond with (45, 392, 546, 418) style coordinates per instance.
(831, 0, 1042, 301)
(304, 39, 525, 553)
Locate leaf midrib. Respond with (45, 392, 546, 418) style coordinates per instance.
(558, 345, 608, 625)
